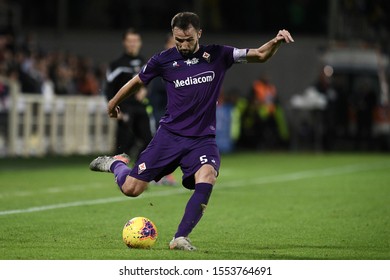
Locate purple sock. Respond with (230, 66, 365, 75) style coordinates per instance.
(175, 183, 213, 238)
(110, 161, 131, 192)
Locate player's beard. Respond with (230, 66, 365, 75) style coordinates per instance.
(178, 42, 199, 57)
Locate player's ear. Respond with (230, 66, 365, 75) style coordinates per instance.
(198, 29, 202, 39)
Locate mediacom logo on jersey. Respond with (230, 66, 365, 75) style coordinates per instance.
(173, 71, 215, 88)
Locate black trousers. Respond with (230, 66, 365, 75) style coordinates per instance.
(115, 104, 152, 160)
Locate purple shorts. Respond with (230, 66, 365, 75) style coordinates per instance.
(129, 126, 220, 189)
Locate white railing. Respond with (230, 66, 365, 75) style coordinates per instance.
(3, 81, 116, 157)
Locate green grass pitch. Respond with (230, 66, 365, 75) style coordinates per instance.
(0, 152, 389, 260)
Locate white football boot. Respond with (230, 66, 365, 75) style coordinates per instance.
(169, 237, 197, 251)
(89, 153, 130, 172)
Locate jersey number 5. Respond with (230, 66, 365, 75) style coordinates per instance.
(199, 155, 208, 164)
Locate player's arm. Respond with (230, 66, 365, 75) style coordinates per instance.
(107, 74, 145, 118)
(246, 29, 294, 63)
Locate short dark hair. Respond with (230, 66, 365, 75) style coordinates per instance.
(171, 12, 200, 31)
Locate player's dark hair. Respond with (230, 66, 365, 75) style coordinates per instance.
(171, 12, 201, 31)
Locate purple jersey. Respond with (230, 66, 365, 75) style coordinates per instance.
(139, 45, 236, 137)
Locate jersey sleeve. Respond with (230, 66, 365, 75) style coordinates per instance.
(220, 45, 248, 66)
(233, 48, 249, 63)
(138, 54, 161, 85)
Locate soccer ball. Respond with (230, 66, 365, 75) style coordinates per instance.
(122, 217, 158, 249)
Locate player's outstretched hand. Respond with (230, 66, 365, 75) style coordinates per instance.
(276, 29, 294, 43)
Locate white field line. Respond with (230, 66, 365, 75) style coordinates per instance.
(0, 188, 188, 216)
(0, 183, 105, 198)
(221, 161, 390, 188)
(0, 161, 389, 216)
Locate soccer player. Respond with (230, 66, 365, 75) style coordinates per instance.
(90, 12, 294, 251)
(105, 28, 152, 158)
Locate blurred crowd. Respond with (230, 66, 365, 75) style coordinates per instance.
(0, 31, 105, 108)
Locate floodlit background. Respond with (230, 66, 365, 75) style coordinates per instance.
(0, 0, 389, 156)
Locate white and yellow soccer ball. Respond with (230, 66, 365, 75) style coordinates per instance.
(122, 217, 158, 249)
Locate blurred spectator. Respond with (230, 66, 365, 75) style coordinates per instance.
(351, 78, 377, 150)
(104, 28, 152, 158)
(52, 61, 77, 95)
(36, 56, 55, 112)
(290, 69, 350, 151)
(313, 70, 339, 150)
(216, 87, 241, 153)
(76, 56, 100, 96)
(250, 74, 289, 150)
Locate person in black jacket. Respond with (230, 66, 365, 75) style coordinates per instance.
(105, 28, 152, 159)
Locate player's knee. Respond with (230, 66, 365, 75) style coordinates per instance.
(121, 184, 142, 197)
(196, 165, 217, 185)
(121, 180, 147, 197)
